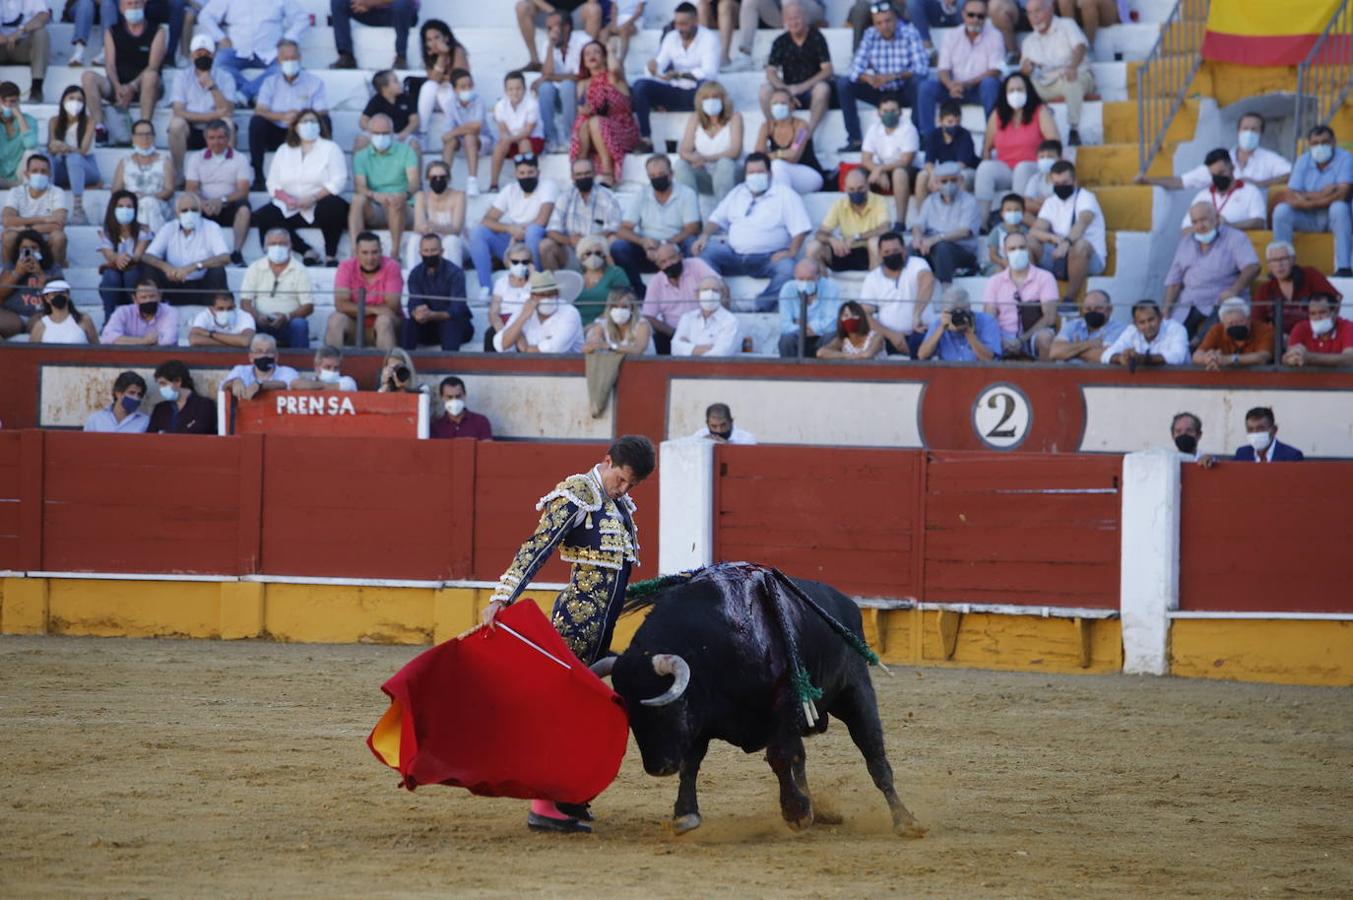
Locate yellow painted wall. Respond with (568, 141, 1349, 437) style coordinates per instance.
(1171, 619, 1353, 687)
(48, 579, 222, 639)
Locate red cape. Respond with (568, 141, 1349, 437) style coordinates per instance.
(367, 601, 629, 804)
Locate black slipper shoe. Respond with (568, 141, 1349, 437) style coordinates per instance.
(555, 802, 594, 822)
(527, 812, 592, 834)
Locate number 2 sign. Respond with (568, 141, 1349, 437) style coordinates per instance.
(972, 383, 1032, 449)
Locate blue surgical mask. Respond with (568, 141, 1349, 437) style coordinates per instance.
(297, 120, 320, 142)
(1007, 248, 1030, 270)
(178, 210, 200, 230)
(158, 384, 178, 401)
(1311, 143, 1334, 164)
(457, 89, 476, 104)
(940, 181, 958, 199)
(124, 6, 145, 23)
(796, 279, 816, 296)
(266, 244, 290, 264)
(114, 206, 136, 225)
(120, 394, 141, 413)
(1002, 210, 1023, 227)
(1193, 228, 1218, 244)
(1037, 157, 1055, 175)
(0, 106, 12, 120)
(701, 97, 723, 117)
(1237, 129, 1259, 151)
(847, 190, 868, 206)
(28, 173, 49, 191)
(280, 59, 301, 78)
(370, 133, 392, 151)
(746, 172, 769, 194)
(770, 103, 791, 121)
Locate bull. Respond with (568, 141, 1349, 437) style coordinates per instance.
(592, 563, 925, 837)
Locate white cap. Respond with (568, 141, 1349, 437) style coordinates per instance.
(189, 34, 215, 54)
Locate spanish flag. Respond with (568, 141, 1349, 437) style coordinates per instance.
(1201, 0, 1346, 66)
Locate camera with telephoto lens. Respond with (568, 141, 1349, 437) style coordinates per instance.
(394, 365, 411, 383)
(950, 308, 972, 329)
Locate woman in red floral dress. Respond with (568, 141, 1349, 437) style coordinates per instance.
(569, 41, 639, 186)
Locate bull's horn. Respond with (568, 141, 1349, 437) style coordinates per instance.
(590, 657, 616, 678)
(640, 654, 690, 707)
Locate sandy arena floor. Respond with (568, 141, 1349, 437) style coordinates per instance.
(1, 635, 1350, 899)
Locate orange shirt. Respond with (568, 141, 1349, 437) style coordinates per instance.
(1198, 320, 1275, 356)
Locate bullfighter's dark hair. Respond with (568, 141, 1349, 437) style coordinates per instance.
(608, 435, 656, 479)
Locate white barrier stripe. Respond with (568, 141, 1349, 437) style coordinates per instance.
(26, 571, 238, 583)
(1170, 610, 1353, 622)
(244, 574, 448, 589)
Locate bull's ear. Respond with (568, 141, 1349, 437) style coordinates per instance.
(590, 657, 617, 679)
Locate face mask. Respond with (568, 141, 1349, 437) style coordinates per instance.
(444, 398, 466, 417)
(213, 309, 235, 329)
(745, 172, 769, 194)
(574, 176, 594, 193)
(422, 254, 442, 270)
(28, 173, 48, 191)
(194, 55, 213, 71)
(1237, 129, 1260, 151)
(663, 260, 683, 280)
(770, 103, 791, 121)
(1173, 433, 1197, 455)
(796, 279, 816, 296)
(536, 298, 558, 316)
(280, 59, 301, 78)
(965, 20, 982, 33)
(848, 190, 868, 206)
(709, 428, 732, 441)
(318, 368, 341, 384)
(1082, 310, 1107, 329)
(940, 181, 958, 199)
(429, 175, 449, 194)
(254, 356, 276, 372)
(1037, 157, 1055, 175)
(0, 106, 12, 120)
(701, 97, 723, 117)
(1226, 324, 1250, 342)
(698, 290, 721, 311)
(650, 175, 671, 193)
(139, 300, 158, 316)
(1311, 316, 1335, 336)
(841, 317, 863, 334)
(609, 307, 632, 325)
(582, 252, 605, 270)
(1006, 248, 1029, 271)
(1006, 91, 1027, 109)
(1211, 173, 1233, 192)
(266, 244, 290, 264)
(179, 210, 200, 230)
(1052, 184, 1075, 200)
(49, 294, 69, 310)
(158, 384, 178, 401)
(882, 252, 905, 271)
(297, 120, 321, 142)
(1002, 210, 1023, 227)
(370, 133, 392, 152)
(457, 89, 476, 104)
(880, 111, 900, 128)
(1193, 228, 1217, 244)
(1311, 144, 1334, 165)
(942, 124, 959, 137)
(517, 176, 538, 194)
(114, 206, 136, 225)
(1247, 431, 1273, 453)
(120, 394, 141, 413)
(63, 100, 84, 116)
(124, 6, 145, 23)
(509, 262, 529, 279)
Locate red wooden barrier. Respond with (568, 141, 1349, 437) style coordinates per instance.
(0, 431, 21, 570)
(227, 391, 429, 438)
(1179, 463, 1353, 614)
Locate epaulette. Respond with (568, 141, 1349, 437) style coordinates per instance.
(536, 472, 603, 514)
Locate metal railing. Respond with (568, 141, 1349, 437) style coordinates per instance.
(1294, 0, 1353, 157)
(1137, 0, 1209, 177)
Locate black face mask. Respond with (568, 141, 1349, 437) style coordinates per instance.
(429, 175, 449, 194)
(517, 176, 538, 194)
(422, 254, 442, 270)
(650, 175, 671, 193)
(139, 300, 158, 317)
(49, 294, 69, 310)
(663, 260, 683, 280)
(1226, 324, 1250, 342)
(1052, 184, 1076, 200)
(710, 428, 732, 441)
(1211, 173, 1233, 192)
(574, 176, 594, 193)
(1082, 310, 1107, 329)
(942, 125, 960, 137)
(194, 55, 213, 71)
(255, 356, 276, 372)
(1174, 433, 1198, 455)
(882, 252, 905, 272)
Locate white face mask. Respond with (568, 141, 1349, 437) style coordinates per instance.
(1037, 157, 1055, 175)
(318, 368, 342, 384)
(795, 279, 816, 296)
(458, 89, 476, 104)
(582, 253, 605, 270)
(1007, 90, 1027, 110)
(212, 309, 234, 329)
(700, 97, 723, 117)
(178, 210, 200, 230)
(536, 297, 558, 316)
(370, 133, 393, 152)
(509, 262, 530, 279)
(1002, 210, 1024, 227)
(1237, 129, 1260, 151)
(770, 102, 791, 121)
(297, 120, 321, 142)
(1311, 316, 1335, 336)
(609, 307, 632, 325)
(1247, 431, 1273, 453)
(158, 384, 178, 401)
(266, 244, 290, 264)
(1006, 248, 1030, 271)
(746, 172, 770, 194)
(698, 290, 721, 312)
(280, 59, 301, 78)
(444, 398, 466, 417)
(64, 100, 84, 116)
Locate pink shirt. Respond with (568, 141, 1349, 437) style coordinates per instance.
(336, 257, 404, 323)
(100, 302, 179, 345)
(939, 23, 1004, 84)
(641, 256, 717, 326)
(982, 264, 1059, 336)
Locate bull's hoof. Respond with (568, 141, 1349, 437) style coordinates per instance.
(784, 811, 814, 832)
(671, 813, 702, 835)
(893, 817, 927, 839)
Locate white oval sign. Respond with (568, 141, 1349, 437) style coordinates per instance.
(973, 383, 1032, 449)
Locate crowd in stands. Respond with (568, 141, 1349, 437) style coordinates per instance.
(0, 0, 1350, 405)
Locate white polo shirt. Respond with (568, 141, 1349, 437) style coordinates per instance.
(146, 219, 230, 280)
(494, 304, 584, 353)
(860, 256, 935, 334)
(190, 308, 258, 335)
(1037, 186, 1107, 262)
(492, 179, 560, 227)
(1181, 146, 1292, 189)
(1180, 182, 1268, 228)
(708, 183, 812, 256)
(672, 306, 740, 357)
(862, 120, 919, 165)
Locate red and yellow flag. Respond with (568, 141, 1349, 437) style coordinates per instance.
(1201, 0, 1344, 66)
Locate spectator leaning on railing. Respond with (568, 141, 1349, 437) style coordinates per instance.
(188, 290, 257, 348)
(1192, 297, 1274, 372)
(1048, 288, 1123, 364)
(149, 359, 218, 434)
(1282, 293, 1353, 369)
(222, 333, 300, 400)
(1101, 299, 1189, 369)
(692, 401, 756, 443)
(916, 285, 1000, 362)
(431, 376, 493, 440)
(84, 370, 149, 433)
(292, 345, 359, 392)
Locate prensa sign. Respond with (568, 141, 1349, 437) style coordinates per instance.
(220, 390, 430, 438)
(276, 394, 358, 416)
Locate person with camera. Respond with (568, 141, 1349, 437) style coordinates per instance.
(916, 285, 1000, 361)
(221, 332, 300, 400)
(376, 347, 423, 393)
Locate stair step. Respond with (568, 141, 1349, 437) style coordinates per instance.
(1094, 185, 1158, 232)
(1246, 231, 1337, 272)
(1076, 143, 1174, 185)
(1104, 98, 1199, 145)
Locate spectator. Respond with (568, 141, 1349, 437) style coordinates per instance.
(1234, 407, 1304, 463)
(808, 167, 890, 272)
(100, 277, 178, 345)
(252, 110, 350, 267)
(983, 230, 1058, 358)
(185, 119, 251, 267)
(30, 280, 98, 344)
(0, 228, 62, 337)
(535, 12, 592, 153)
(411, 20, 470, 97)
(1273, 125, 1353, 277)
(675, 80, 743, 200)
(486, 242, 536, 351)
(431, 376, 493, 439)
(144, 194, 231, 305)
(543, 156, 625, 270)
(984, 192, 1040, 274)
(248, 40, 328, 190)
(583, 287, 655, 354)
(694, 152, 812, 310)
(915, 99, 979, 207)
(1169, 411, 1210, 463)
(673, 276, 740, 356)
(188, 289, 256, 348)
(1192, 297, 1274, 371)
(860, 230, 934, 357)
(82, 0, 164, 145)
(816, 299, 887, 359)
(1177, 148, 1267, 232)
(916, 286, 1000, 361)
(1056, 0, 1117, 44)
(1163, 202, 1261, 341)
(404, 233, 474, 352)
(1252, 241, 1341, 338)
(911, 161, 981, 288)
(1020, 0, 1093, 147)
(0, 81, 37, 188)
(917, 0, 1002, 138)
(612, 154, 702, 290)
(330, 0, 416, 71)
(168, 35, 237, 179)
(3, 154, 68, 266)
(514, 0, 603, 73)
(712, 0, 827, 71)
(859, 94, 919, 225)
(757, 86, 826, 193)
(573, 234, 632, 324)
(975, 73, 1057, 222)
(1101, 299, 1189, 368)
(326, 231, 403, 350)
(642, 240, 718, 354)
(357, 70, 420, 155)
(97, 190, 150, 317)
(494, 270, 585, 353)
(489, 71, 544, 192)
(1030, 160, 1107, 307)
(111, 119, 173, 232)
(1282, 293, 1353, 369)
(836, 2, 928, 151)
(1154, 112, 1293, 191)
(778, 257, 842, 357)
(760, 1, 835, 133)
(197, 0, 309, 104)
(632, 2, 721, 149)
(240, 228, 314, 349)
(149, 359, 218, 434)
(1048, 288, 1123, 363)
(1020, 137, 1062, 216)
(409, 160, 466, 270)
(0, 0, 49, 103)
(348, 113, 419, 259)
(432, 68, 495, 197)
(600, 0, 645, 64)
(844, 0, 901, 50)
(222, 333, 300, 399)
(468, 154, 556, 294)
(692, 401, 756, 443)
(84, 370, 149, 432)
(570, 41, 638, 186)
(376, 347, 422, 393)
(47, 86, 100, 226)
(292, 345, 359, 392)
